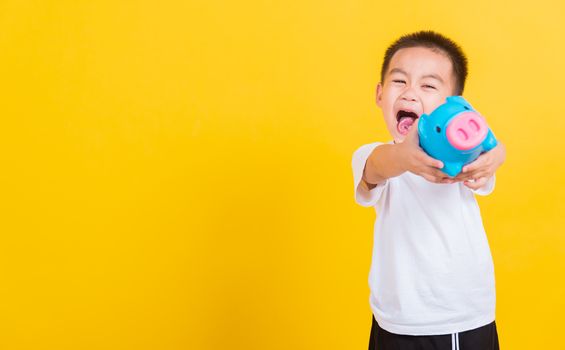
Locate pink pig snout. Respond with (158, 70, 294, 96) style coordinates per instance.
(446, 112, 488, 150)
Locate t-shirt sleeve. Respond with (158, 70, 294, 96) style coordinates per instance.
(470, 174, 496, 196)
(351, 142, 389, 207)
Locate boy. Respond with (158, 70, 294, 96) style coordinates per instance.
(352, 31, 506, 350)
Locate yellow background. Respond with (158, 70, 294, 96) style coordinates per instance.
(0, 0, 563, 349)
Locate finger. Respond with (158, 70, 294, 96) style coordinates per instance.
(464, 176, 488, 190)
(439, 175, 456, 183)
(470, 170, 491, 181)
(421, 173, 443, 184)
(470, 178, 488, 190)
(461, 153, 489, 173)
(417, 151, 444, 169)
(421, 169, 452, 184)
(458, 168, 492, 182)
(425, 167, 450, 180)
(453, 171, 476, 182)
(452, 173, 467, 182)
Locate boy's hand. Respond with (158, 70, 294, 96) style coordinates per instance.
(453, 142, 506, 190)
(398, 118, 452, 184)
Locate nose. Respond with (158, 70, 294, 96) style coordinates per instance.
(400, 87, 417, 102)
(446, 112, 488, 150)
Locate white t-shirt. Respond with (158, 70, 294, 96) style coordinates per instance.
(352, 141, 496, 336)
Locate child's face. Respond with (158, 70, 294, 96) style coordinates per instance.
(376, 46, 457, 142)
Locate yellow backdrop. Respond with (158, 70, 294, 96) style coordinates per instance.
(0, 0, 563, 349)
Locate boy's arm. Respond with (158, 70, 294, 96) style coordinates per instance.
(363, 119, 451, 186)
(452, 141, 506, 190)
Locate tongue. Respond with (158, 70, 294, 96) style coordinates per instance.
(397, 116, 416, 135)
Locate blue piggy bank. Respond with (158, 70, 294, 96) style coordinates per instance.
(418, 96, 498, 177)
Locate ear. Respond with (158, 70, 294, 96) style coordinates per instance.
(376, 82, 383, 108)
(446, 95, 474, 110)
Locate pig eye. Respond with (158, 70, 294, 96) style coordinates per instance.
(435, 126, 441, 133)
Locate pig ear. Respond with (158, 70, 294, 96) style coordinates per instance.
(446, 95, 475, 110)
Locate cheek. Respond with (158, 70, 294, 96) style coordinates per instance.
(383, 91, 399, 106)
(425, 96, 448, 113)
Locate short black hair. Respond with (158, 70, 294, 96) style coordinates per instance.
(380, 30, 468, 95)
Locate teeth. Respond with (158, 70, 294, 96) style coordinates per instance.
(397, 110, 418, 121)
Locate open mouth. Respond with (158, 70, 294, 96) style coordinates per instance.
(396, 110, 419, 135)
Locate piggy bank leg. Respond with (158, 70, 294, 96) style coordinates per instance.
(442, 162, 463, 177)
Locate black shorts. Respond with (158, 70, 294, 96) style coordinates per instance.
(369, 315, 500, 350)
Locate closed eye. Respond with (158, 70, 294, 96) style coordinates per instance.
(392, 80, 406, 84)
(423, 84, 436, 89)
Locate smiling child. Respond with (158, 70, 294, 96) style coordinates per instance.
(352, 30, 506, 350)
